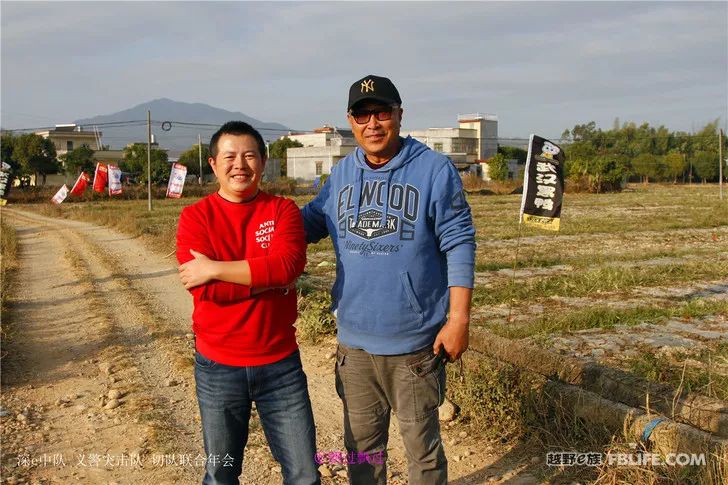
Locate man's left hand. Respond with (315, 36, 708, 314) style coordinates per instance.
(433, 317, 469, 362)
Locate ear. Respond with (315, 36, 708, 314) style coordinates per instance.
(208, 157, 218, 175)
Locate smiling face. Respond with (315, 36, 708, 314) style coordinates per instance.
(209, 133, 265, 202)
(348, 101, 403, 165)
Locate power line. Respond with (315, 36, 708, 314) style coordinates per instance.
(3, 120, 724, 144)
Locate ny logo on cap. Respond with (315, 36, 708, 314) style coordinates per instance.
(361, 79, 374, 93)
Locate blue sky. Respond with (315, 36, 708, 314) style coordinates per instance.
(1, 1, 726, 139)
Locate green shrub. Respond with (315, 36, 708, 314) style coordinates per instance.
(296, 290, 336, 343)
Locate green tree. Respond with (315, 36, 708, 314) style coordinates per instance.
(589, 155, 629, 192)
(631, 153, 660, 184)
(560, 119, 725, 189)
(121, 143, 169, 184)
(663, 152, 686, 183)
(1, 133, 19, 192)
(692, 151, 719, 182)
(268, 136, 303, 176)
(60, 145, 95, 176)
(487, 153, 509, 181)
(178, 143, 212, 178)
(691, 120, 720, 153)
(12, 133, 58, 185)
(497, 146, 527, 164)
(1, 133, 19, 173)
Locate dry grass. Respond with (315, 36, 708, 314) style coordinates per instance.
(0, 219, 18, 312)
(0, 219, 18, 360)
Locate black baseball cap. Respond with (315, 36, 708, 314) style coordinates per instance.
(347, 75, 402, 111)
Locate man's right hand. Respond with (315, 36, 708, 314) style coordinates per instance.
(179, 249, 218, 289)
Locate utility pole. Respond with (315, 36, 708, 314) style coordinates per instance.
(720, 128, 724, 200)
(147, 110, 152, 211)
(198, 133, 203, 185)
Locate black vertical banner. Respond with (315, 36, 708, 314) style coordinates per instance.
(0, 161, 11, 205)
(519, 135, 565, 231)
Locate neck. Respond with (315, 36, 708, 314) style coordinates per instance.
(218, 188, 259, 203)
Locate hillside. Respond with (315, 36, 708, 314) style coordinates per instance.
(75, 98, 291, 151)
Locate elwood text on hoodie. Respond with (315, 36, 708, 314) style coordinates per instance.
(302, 136, 476, 355)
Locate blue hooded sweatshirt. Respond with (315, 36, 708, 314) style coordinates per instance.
(302, 136, 475, 355)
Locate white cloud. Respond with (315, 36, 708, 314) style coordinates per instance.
(1, 1, 725, 135)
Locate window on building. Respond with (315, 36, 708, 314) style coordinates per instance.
(315, 161, 323, 176)
(66, 140, 74, 151)
(433, 142, 443, 152)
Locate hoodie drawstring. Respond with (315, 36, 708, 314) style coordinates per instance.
(352, 167, 364, 227)
(380, 170, 393, 230)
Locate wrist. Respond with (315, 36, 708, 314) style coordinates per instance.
(448, 313, 470, 326)
(210, 261, 223, 280)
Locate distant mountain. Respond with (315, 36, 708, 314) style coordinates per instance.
(75, 98, 291, 154)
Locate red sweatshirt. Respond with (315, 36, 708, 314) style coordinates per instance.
(176, 191, 306, 366)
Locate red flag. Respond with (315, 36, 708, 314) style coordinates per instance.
(108, 164, 123, 195)
(93, 163, 108, 193)
(70, 172, 91, 196)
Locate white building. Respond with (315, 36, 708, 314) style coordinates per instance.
(287, 114, 512, 182)
(35, 124, 102, 158)
(402, 113, 500, 180)
(286, 126, 357, 181)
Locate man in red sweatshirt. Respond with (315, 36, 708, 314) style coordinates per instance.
(176, 121, 319, 485)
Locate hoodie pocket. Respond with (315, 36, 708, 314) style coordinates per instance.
(337, 270, 424, 335)
(399, 271, 423, 314)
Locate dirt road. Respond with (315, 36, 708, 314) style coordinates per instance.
(1, 208, 517, 485)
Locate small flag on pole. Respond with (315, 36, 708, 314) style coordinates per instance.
(166, 163, 187, 198)
(69, 171, 91, 196)
(519, 135, 565, 231)
(108, 164, 123, 196)
(51, 185, 69, 205)
(93, 163, 108, 193)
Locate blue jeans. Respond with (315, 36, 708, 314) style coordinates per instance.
(195, 349, 320, 485)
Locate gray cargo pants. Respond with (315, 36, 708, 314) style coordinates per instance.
(335, 343, 447, 484)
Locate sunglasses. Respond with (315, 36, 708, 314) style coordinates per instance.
(349, 107, 395, 125)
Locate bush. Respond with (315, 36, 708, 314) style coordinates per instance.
(1, 220, 18, 361)
(487, 154, 509, 181)
(296, 290, 336, 343)
(461, 173, 487, 192)
(446, 354, 543, 441)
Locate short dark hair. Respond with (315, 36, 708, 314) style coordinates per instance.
(209, 121, 266, 159)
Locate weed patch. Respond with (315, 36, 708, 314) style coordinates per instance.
(296, 291, 336, 343)
(486, 299, 728, 339)
(0, 220, 18, 360)
(473, 260, 728, 307)
(627, 343, 728, 401)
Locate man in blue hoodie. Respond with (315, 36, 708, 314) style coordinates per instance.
(302, 74, 475, 484)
